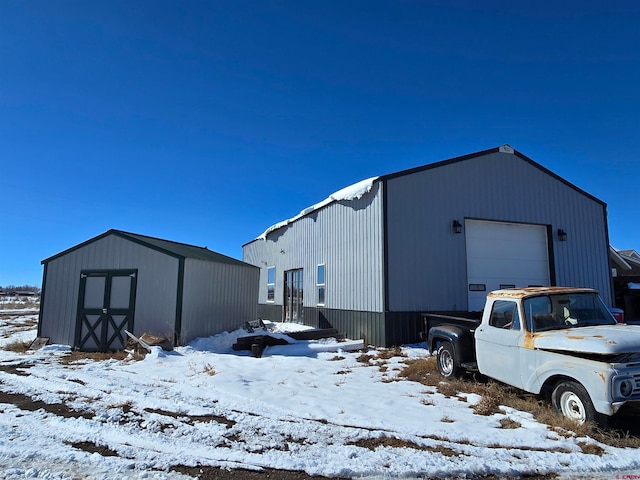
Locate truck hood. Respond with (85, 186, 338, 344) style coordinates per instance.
(534, 324, 640, 355)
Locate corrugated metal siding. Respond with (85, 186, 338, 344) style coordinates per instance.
(180, 259, 258, 343)
(243, 181, 385, 313)
(385, 151, 611, 311)
(384, 312, 424, 347)
(39, 235, 179, 346)
(305, 307, 386, 346)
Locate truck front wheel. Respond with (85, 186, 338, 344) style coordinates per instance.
(551, 381, 596, 424)
(436, 342, 460, 378)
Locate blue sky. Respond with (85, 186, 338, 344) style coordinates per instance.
(1, 1, 639, 287)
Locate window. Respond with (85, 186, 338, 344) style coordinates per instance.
(523, 293, 616, 332)
(317, 264, 325, 306)
(267, 266, 275, 302)
(489, 300, 521, 330)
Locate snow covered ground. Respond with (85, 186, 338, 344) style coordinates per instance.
(1, 309, 640, 479)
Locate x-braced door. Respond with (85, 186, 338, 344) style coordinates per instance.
(75, 270, 137, 351)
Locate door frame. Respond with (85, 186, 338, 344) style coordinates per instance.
(283, 268, 304, 323)
(75, 269, 138, 351)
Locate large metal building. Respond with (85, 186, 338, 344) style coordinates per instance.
(242, 146, 612, 347)
(39, 229, 258, 351)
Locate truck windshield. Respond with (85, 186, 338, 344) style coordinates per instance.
(523, 293, 616, 332)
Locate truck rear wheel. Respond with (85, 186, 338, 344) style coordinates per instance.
(551, 380, 596, 424)
(436, 342, 460, 378)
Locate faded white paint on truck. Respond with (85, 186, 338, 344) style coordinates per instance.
(474, 287, 640, 420)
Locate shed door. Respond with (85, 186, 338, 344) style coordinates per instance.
(465, 220, 550, 311)
(75, 270, 137, 351)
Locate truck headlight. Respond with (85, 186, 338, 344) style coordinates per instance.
(618, 379, 633, 398)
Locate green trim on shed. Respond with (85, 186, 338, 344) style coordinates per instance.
(42, 229, 254, 268)
(40, 229, 258, 345)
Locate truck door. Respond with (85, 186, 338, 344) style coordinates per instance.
(475, 300, 525, 388)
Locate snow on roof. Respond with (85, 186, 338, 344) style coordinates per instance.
(257, 176, 379, 240)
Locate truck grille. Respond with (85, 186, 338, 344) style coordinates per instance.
(632, 373, 640, 396)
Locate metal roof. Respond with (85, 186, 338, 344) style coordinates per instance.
(245, 145, 607, 245)
(42, 229, 255, 268)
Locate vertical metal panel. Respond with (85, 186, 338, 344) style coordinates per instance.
(243, 181, 385, 314)
(180, 259, 258, 343)
(386, 151, 611, 311)
(40, 234, 179, 345)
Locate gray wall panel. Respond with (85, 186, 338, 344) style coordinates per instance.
(40, 235, 179, 346)
(386, 151, 611, 311)
(243, 181, 385, 314)
(181, 259, 258, 343)
(306, 307, 386, 346)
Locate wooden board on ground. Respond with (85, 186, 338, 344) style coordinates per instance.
(28, 337, 49, 351)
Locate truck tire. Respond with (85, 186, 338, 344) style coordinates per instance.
(551, 380, 596, 424)
(436, 342, 460, 378)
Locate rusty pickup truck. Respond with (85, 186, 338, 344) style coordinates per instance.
(424, 287, 640, 424)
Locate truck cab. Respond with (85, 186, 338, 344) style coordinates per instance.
(431, 287, 640, 424)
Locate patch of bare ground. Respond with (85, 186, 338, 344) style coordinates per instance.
(173, 466, 350, 479)
(0, 362, 33, 376)
(67, 440, 119, 457)
(353, 436, 459, 457)
(0, 389, 93, 419)
(398, 356, 640, 449)
(143, 407, 236, 428)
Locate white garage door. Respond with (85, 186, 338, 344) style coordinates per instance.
(465, 220, 550, 311)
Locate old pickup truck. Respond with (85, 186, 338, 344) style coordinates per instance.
(424, 287, 640, 424)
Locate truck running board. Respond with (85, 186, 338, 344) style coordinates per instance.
(461, 362, 479, 371)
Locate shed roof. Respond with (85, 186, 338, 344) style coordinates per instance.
(42, 229, 254, 268)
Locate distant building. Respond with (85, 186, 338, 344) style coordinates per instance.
(610, 247, 640, 321)
(243, 146, 612, 347)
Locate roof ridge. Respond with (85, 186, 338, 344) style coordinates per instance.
(114, 229, 209, 252)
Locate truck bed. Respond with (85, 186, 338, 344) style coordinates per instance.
(421, 311, 482, 338)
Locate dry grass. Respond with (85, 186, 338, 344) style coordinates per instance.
(59, 350, 130, 364)
(577, 441, 605, 456)
(328, 355, 345, 361)
(398, 355, 640, 449)
(472, 394, 501, 416)
(0, 299, 40, 310)
(397, 357, 441, 386)
(376, 346, 406, 360)
(203, 363, 216, 376)
(356, 354, 374, 365)
(2, 339, 33, 353)
(499, 418, 521, 429)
